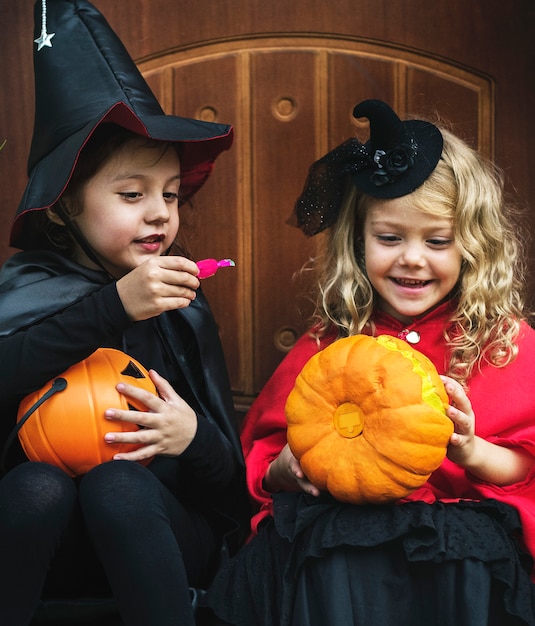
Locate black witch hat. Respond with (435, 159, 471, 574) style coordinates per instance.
(292, 99, 443, 236)
(10, 0, 234, 249)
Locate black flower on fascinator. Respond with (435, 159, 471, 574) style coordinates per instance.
(291, 99, 443, 236)
(370, 143, 416, 186)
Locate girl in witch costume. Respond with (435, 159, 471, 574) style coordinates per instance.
(0, 1, 248, 625)
(205, 99, 535, 625)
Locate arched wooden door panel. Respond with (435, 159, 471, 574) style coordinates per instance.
(2, 2, 532, 417)
(138, 38, 493, 410)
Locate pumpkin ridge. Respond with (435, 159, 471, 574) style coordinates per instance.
(327, 448, 411, 503)
(286, 423, 332, 457)
(87, 355, 103, 467)
(372, 446, 437, 484)
(376, 335, 448, 412)
(366, 405, 453, 445)
(286, 374, 335, 425)
(299, 431, 341, 488)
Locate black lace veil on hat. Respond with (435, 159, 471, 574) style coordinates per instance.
(292, 99, 443, 237)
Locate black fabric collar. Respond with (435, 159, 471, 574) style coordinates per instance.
(0, 250, 108, 338)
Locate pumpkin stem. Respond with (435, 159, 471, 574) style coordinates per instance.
(333, 402, 365, 438)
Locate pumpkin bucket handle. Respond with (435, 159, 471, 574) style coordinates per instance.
(0, 377, 68, 475)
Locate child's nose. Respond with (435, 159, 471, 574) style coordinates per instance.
(147, 197, 171, 223)
(399, 243, 426, 266)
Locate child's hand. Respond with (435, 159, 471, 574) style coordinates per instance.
(103, 369, 198, 461)
(440, 375, 476, 466)
(264, 444, 320, 497)
(116, 256, 200, 321)
(441, 375, 535, 484)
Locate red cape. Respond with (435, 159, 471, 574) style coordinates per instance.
(241, 302, 535, 576)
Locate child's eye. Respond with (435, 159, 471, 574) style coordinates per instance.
(163, 192, 179, 202)
(427, 238, 452, 247)
(376, 234, 401, 244)
(119, 192, 141, 200)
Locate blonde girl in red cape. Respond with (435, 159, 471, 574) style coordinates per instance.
(206, 100, 535, 626)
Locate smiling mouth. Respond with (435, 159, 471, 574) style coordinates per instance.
(391, 278, 432, 287)
(134, 235, 165, 244)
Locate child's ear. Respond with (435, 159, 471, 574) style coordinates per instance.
(45, 205, 66, 225)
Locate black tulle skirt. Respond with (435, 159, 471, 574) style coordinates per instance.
(205, 494, 535, 626)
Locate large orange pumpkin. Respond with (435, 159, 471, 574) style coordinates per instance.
(285, 335, 453, 504)
(17, 348, 157, 477)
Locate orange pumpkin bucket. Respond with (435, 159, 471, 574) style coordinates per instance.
(16, 348, 157, 476)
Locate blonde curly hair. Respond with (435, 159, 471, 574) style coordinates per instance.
(311, 128, 528, 387)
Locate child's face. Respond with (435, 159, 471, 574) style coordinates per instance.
(71, 142, 181, 277)
(363, 196, 462, 324)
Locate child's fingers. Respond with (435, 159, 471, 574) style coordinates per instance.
(148, 369, 180, 403)
(113, 381, 161, 412)
(440, 375, 473, 415)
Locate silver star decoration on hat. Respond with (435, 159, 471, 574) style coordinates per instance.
(34, 31, 55, 51)
(34, 0, 55, 51)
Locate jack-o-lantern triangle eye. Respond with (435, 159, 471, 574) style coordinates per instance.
(121, 361, 146, 379)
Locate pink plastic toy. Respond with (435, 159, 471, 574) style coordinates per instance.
(196, 258, 236, 279)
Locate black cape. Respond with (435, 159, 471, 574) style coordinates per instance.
(0, 250, 250, 554)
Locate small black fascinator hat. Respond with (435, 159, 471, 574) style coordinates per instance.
(293, 99, 443, 236)
(10, 0, 234, 250)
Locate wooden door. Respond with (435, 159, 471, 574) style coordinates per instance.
(1, 1, 534, 417)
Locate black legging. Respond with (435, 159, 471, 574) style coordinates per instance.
(0, 461, 217, 626)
